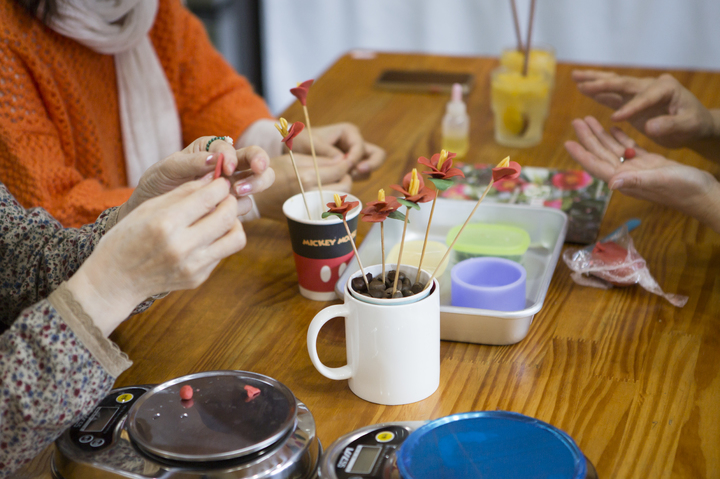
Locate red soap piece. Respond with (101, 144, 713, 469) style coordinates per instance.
(244, 385, 261, 401)
(623, 147, 636, 160)
(589, 241, 644, 287)
(213, 152, 225, 180)
(180, 385, 193, 401)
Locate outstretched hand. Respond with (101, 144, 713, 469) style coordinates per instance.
(572, 70, 718, 153)
(564, 116, 720, 232)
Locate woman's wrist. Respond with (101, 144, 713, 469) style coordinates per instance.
(64, 262, 141, 337)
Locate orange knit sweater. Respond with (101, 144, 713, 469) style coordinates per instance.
(0, 0, 273, 227)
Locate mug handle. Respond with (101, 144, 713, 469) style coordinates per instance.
(307, 304, 352, 380)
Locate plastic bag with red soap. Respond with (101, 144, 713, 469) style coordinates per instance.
(562, 225, 688, 307)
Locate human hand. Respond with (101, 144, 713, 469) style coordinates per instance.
(565, 116, 720, 232)
(67, 175, 246, 336)
(572, 70, 718, 150)
(120, 137, 274, 221)
(292, 123, 386, 180)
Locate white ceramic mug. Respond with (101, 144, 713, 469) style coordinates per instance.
(307, 265, 440, 405)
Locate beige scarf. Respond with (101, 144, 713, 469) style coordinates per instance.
(48, 0, 183, 186)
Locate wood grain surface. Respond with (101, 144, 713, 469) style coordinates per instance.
(24, 53, 720, 478)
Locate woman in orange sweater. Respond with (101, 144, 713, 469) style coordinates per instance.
(0, 0, 384, 227)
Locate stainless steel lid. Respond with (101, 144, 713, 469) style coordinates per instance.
(127, 370, 297, 463)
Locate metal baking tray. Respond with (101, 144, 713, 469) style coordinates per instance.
(336, 199, 567, 345)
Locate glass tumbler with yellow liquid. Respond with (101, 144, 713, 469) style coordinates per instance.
(491, 67, 551, 148)
(501, 44, 556, 88)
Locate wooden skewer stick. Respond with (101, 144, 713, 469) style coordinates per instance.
(391, 207, 411, 296)
(381, 222, 386, 283)
(424, 180, 494, 290)
(342, 218, 369, 290)
(287, 149, 312, 220)
(302, 105, 324, 206)
(415, 194, 438, 284)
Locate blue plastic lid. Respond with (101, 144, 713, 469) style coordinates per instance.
(397, 411, 587, 479)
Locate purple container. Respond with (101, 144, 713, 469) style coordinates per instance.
(451, 257, 527, 311)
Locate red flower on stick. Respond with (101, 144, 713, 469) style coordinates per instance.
(289, 79, 323, 205)
(290, 79, 314, 106)
(388, 169, 435, 296)
(361, 190, 401, 223)
(425, 156, 523, 290)
(324, 193, 368, 290)
(418, 150, 465, 180)
(276, 118, 304, 150)
(275, 117, 310, 218)
(414, 150, 465, 283)
(325, 194, 360, 220)
(491, 157, 522, 183)
(361, 189, 404, 284)
(391, 169, 436, 204)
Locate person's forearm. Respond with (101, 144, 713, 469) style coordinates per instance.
(694, 175, 720, 234)
(0, 300, 120, 477)
(688, 109, 720, 163)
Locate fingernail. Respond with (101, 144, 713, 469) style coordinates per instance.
(206, 153, 218, 164)
(610, 179, 623, 189)
(236, 182, 253, 195)
(201, 172, 214, 181)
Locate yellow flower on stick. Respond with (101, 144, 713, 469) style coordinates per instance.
(424, 155, 523, 290)
(275, 117, 311, 218)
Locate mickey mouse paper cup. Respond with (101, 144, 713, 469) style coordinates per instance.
(283, 191, 361, 301)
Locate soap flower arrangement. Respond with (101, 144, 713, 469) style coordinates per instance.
(324, 145, 521, 300)
(276, 78, 323, 220)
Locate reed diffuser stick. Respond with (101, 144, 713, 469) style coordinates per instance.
(522, 0, 537, 76)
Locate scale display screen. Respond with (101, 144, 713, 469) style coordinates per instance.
(347, 445, 382, 474)
(82, 407, 119, 433)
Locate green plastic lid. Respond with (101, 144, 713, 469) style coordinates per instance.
(446, 223, 530, 258)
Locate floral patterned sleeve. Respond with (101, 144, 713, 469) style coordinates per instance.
(0, 183, 151, 475)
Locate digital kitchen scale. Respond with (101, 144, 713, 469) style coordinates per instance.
(52, 370, 320, 479)
(319, 411, 599, 478)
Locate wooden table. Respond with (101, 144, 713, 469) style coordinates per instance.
(25, 53, 720, 478)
